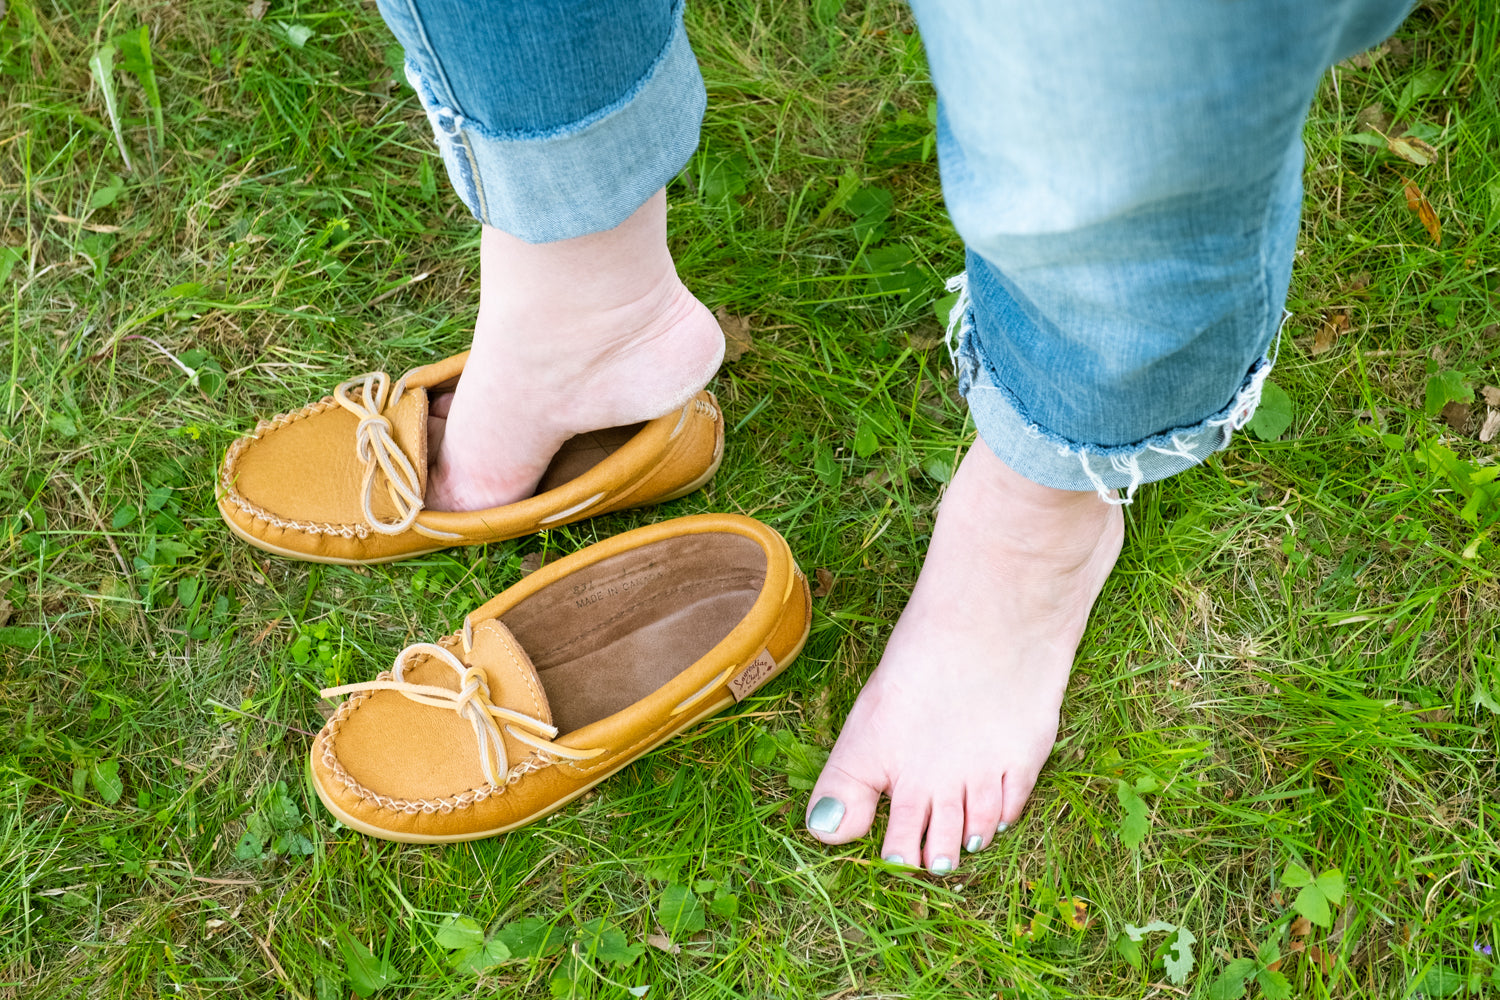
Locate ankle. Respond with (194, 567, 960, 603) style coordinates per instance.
(478, 190, 677, 327)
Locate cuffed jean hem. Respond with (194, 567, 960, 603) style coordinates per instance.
(947, 276, 1282, 501)
(401, 4, 706, 243)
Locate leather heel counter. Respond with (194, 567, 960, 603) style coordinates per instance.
(602, 393, 723, 512)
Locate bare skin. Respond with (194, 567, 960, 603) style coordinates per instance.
(425, 189, 724, 512)
(426, 193, 1121, 874)
(803, 444, 1123, 872)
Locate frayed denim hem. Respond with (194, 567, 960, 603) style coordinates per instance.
(402, 1, 705, 243)
(944, 272, 1283, 502)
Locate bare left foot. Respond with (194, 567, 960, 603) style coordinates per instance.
(804, 443, 1123, 872)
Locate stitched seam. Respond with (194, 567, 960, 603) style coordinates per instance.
(475, 621, 547, 725)
(219, 396, 373, 539)
(561, 711, 686, 777)
(412, 0, 688, 145)
(398, 0, 462, 111)
(319, 663, 556, 815)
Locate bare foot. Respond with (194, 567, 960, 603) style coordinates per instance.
(426, 190, 724, 512)
(804, 443, 1123, 872)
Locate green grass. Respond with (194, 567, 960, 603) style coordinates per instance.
(3, 0, 1500, 997)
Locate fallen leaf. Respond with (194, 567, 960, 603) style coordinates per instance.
(250, 617, 282, 645)
(644, 933, 679, 955)
(1345, 272, 1372, 293)
(1438, 401, 1471, 435)
(1312, 311, 1348, 355)
(1479, 409, 1500, 444)
(1415, 705, 1451, 726)
(47, 214, 122, 234)
(1307, 945, 1336, 973)
(1289, 939, 1307, 955)
(1387, 134, 1438, 166)
(1061, 898, 1091, 930)
(1355, 103, 1391, 133)
(0, 598, 10, 627)
(245, 0, 268, 18)
(812, 568, 834, 599)
(205, 918, 228, 935)
(843, 925, 868, 944)
(715, 308, 754, 363)
(1403, 181, 1441, 245)
(1344, 44, 1387, 71)
(520, 551, 559, 576)
(906, 322, 946, 351)
(1480, 386, 1500, 407)
(1290, 916, 1313, 938)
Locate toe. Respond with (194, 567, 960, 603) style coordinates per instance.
(962, 780, 1006, 854)
(880, 789, 927, 868)
(999, 767, 1038, 828)
(920, 788, 966, 874)
(805, 761, 881, 846)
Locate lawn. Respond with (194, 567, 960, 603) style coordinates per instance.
(3, 0, 1499, 997)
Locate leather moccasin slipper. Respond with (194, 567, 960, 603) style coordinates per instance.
(216, 351, 724, 564)
(310, 514, 811, 842)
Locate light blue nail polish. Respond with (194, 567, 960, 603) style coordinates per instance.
(996, 821, 1010, 834)
(882, 853, 904, 865)
(807, 796, 845, 835)
(965, 835, 983, 853)
(930, 856, 954, 874)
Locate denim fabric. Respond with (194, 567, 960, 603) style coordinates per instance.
(376, 0, 704, 242)
(375, 0, 1414, 495)
(909, 0, 1414, 495)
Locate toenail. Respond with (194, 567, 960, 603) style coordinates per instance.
(807, 797, 845, 835)
(929, 856, 954, 874)
(996, 821, 1010, 834)
(882, 853, 905, 865)
(965, 835, 983, 853)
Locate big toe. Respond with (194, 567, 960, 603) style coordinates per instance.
(805, 758, 882, 846)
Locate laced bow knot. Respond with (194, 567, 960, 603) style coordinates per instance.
(333, 371, 424, 535)
(321, 628, 603, 788)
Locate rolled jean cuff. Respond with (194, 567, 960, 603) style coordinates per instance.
(403, 6, 706, 243)
(948, 283, 1281, 501)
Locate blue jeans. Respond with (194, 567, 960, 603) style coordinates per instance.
(376, 0, 1412, 496)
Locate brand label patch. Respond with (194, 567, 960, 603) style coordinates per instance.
(727, 649, 778, 702)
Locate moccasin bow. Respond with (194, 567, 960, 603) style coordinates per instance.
(216, 351, 724, 564)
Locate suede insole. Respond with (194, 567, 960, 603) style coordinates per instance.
(535, 423, 645, 495)
(500, 534, 767, 733)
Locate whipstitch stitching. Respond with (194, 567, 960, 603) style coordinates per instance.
(219, 396, 373, 539)
(319, 653, 557, 815)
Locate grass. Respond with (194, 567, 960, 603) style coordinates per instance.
(2, 0, 1499, 996)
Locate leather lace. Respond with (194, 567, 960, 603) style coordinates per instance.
(321, 625, 603, 787)
(333, 371, 424, 535)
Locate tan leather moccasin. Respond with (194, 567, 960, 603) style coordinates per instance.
(309, 514, 810, 842)
(216, 351, 724, 564)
